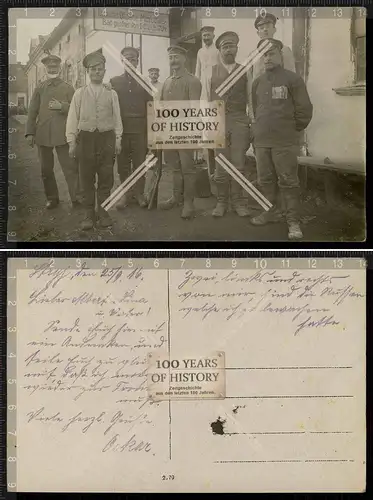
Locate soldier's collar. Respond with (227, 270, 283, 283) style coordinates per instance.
(171, 68, 187, 79)
(47, 77, 61, 85)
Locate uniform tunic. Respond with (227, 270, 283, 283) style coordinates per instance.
(251, 66, 312, 147)
(161, 70, 202, 178)
(161, 69, 202, 101)
(26, 77, 74, 147)
(248, 45, 296, 121)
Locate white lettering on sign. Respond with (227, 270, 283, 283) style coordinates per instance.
(93, 8, 170, 37)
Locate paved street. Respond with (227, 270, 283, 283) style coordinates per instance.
(8, 116, 365, 243)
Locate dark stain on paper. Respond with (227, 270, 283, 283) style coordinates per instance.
(210, 416, 226, 435)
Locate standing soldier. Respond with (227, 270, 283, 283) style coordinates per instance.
(110, 47, 150, 210)
(66, 51, 123, 230)
(195, 26, 219, 101)
(208, 31, 252, 218)
(252, 13, 295, 81)
(250, 39, 313, 240)
(195, 26, 220, 192)
(159, 45, 202, 219)
(25, 53, 79, 209)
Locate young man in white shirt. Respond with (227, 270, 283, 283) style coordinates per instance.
(66, 51, 123, 230)
(195, 26, 220, 101)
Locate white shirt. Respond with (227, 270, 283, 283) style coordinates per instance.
(66, 84, 123, 143)
(195, 43, 220, 101)
(195, 44, 220, 80)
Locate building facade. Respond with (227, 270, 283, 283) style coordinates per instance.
(9, 62, 28, 110)
(305, 8, 365, 168)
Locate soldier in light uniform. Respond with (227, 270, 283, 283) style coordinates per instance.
(195, 26, 220, 101)
(110, 47, 150, 209)
(195, 26, 220, 193)
(25, 54, 79, 209)
(159, 45, 202, 219)
(66, 51, 123, 230)
(208, 31, 252, 218)
(250, 39, 313, 240)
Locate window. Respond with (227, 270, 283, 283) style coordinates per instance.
(351, 8, 366, 83)
(125, 33, 132, 46)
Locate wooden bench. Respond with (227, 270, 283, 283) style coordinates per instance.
(296, 156, 365, 206)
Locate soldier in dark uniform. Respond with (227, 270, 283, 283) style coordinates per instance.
(25, 54, 79, 209)
(110, 47, 150, 209)
(159, 45, 202, 219)
(208, 32, 252, 217)
(250, 39, 313, 240)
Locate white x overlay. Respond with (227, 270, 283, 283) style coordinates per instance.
(215, 154, 272, 211)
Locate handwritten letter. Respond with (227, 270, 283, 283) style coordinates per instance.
(13, 262, 365, 492)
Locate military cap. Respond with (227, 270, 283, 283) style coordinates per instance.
(148, 67, 160, 72)
(254, 13, 277, 29)
(215, 31, 239, 49)
(200, 26, 215, 33)
(257, 38, 283, 52)
(121, 46, 139, 58)
(167, 45, 187, 56)
(41, 53, 61, 65)
(83, 51, 106, 68)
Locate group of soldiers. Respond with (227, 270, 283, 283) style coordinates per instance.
(25, 12, 313, 239)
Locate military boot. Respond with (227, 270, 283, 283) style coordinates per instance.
(116, 194, 132, 210)
(250, 208, 283, 226)
(159, 171, 184, 210)
(81, 209, 95, 230)
(281, 188, 303, 240)
(97, 207, 112, 228)
(181, 173, 196, 219)
(288, 222, 303, 240)
(212, 182, 229, 217)
(231, 178, 250, 216)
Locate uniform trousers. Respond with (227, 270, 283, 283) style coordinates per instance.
(255, 145, 300, 223)
(38, 144, 79, 203)
(214, 113, 251, 208)
(163, 150, 196, 201)
(77, 130, 115, 210)
(117, 133, 147, 197)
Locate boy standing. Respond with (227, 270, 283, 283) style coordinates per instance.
(66, 51, 123, 230)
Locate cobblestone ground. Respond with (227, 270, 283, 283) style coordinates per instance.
(8, 116, 365, 243)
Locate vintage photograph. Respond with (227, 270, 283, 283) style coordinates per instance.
(7, 6, 366, 242)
